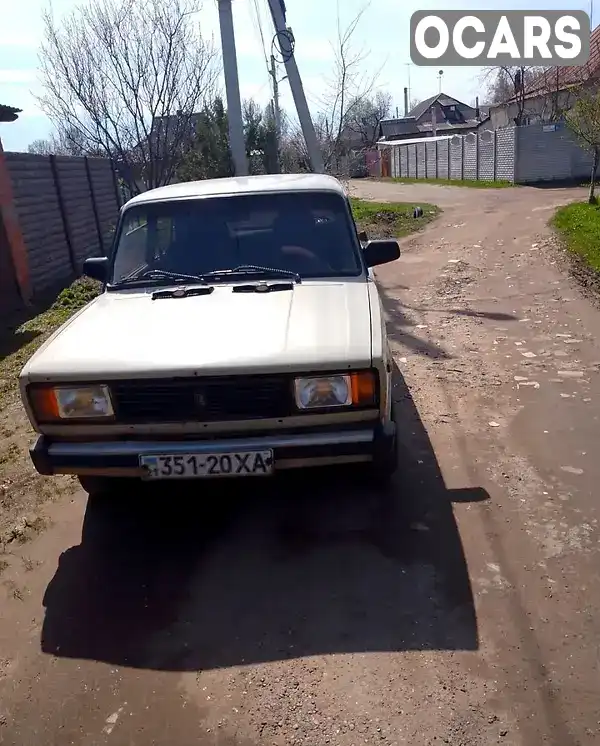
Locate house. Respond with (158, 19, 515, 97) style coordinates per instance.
(0, 105, 22, 123)
(377, 93, 490, 143)
(489, 25, 600, 128)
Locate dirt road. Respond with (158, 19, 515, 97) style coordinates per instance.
(1, 180, 600, 746)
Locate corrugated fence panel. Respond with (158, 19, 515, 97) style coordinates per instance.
(463, 134, 477, 180)
(449, 138, 462, 179)
(0, 220, 21, 315)
(88, 158, 118, 250)
(4, 152, 73, 294)
(495, 128, 516, 182)
(438, 140, 449, 179)
(56, 158, 101, 269)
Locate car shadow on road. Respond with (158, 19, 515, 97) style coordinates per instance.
(40, 369, 489, 672)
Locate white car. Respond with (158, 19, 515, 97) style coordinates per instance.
(19, 174, 401, 494)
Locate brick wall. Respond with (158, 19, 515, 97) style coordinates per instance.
(438, 140, 449, 179)
(416, 143, 426, 178)
(478, 132, 495, 180)
(463, 134, 477, 180)
(495, 128, 516, 182)
(514, 122, 593, 183)
(449, 138, 462, 179)
(3, 153, 120, 298)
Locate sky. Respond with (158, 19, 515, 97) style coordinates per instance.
(0, 0, 597, 152)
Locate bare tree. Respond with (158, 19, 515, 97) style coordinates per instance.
(345, 91, 392, 148)
(565, 91, 600, 204)
(315, 1, 382, 173)
(408, 98, 420, 113)
(481, 66, 542, 124)
(28, 126, 103, 156)
(38, 0, 219, 193)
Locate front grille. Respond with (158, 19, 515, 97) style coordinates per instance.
(111, 376, 294, 423)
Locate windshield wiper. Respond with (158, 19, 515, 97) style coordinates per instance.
(110, 269, 209, 288)
(203, 265, 301, 283)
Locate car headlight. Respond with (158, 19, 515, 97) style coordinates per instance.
(294, 371, 377, 410)
(29, 384, 114, 422)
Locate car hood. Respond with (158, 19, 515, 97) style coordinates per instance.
(22, 281, 374, 381)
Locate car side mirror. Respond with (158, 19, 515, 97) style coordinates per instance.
(83, 256, 108, 282)
(363, 239, 400, 268)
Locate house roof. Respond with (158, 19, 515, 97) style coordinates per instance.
(408, 93, 476, 120)
(0, 105, 22, 123)
(126, 173, 346, 207)
(379, 117, 419, 139)
(417, 119, 485, 134)
(500, 24, 600, 104)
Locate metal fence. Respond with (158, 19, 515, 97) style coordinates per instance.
(2, 152, 121, 301)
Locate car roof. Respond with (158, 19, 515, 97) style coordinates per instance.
(125, 173, 347, 208)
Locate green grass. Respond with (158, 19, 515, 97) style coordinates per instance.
(350, 197, 440, 239)
(0, 277, 101, 401)
(553, 201, 600, 273)
(387, 176, 514, 189)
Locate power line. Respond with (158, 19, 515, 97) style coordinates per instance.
(251, 0, 271, 73)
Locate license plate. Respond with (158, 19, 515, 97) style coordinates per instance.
(139, 450, 274, 480)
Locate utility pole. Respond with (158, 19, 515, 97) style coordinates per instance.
(267, 0, 324, 173)
(270, 55, 282, 143)
(269, 54, 282, 173)
(217, 0, 248, 176)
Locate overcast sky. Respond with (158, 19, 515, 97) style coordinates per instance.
(0, 0, 596, 152)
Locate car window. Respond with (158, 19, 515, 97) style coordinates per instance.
(111, 191, 363, 283)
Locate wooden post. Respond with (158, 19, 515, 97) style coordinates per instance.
(49, 155, 76, 275)
(0, 138, 31, 304)
(85, 156, 104, 254)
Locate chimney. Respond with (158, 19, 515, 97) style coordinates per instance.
(404, 87, 409, 117)
(475, 96, 480, 120)
(431, 105, 437, 137)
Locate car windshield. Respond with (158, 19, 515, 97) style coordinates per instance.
(110, 191, 363, 285)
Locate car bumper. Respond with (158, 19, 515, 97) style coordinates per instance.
(29, 423, 397, 478)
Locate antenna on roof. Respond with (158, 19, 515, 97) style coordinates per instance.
(438, 70, 444, 94)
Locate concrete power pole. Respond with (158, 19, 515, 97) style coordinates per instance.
(266, 0, 324, 173)
(217, 0, 248, 176)
(270, 55, 282, 143)
(270, 55, 282, 173)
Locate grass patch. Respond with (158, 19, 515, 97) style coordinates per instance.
(350, 197, 440, 239)
(387, 176, 514, 189)
(0, 277, 101, 402)
(553, 201, 600, 274)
